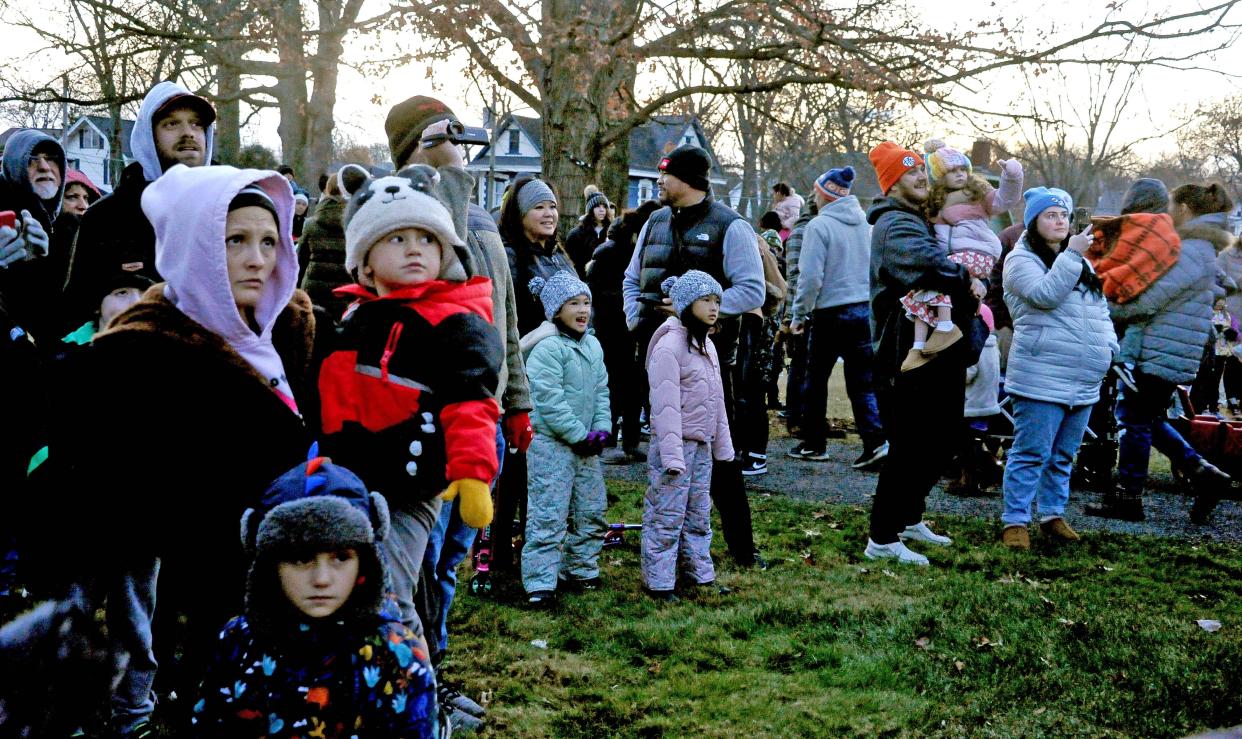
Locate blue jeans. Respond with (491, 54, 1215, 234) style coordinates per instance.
(803, 302, 884, 449)
(1002, 397, 1092, 526)
(109, 555, 160, 733)
(1116, 372, 1200, 495)
(423, 423, 505, 654)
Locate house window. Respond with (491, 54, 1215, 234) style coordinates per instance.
(78, 128, 103, 150)
(684, 135, 693, 145)
(638, 179, 653, 202)
(507, 128, 521, 155)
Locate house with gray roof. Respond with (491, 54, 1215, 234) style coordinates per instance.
(61, 115, 136, 193)
(465, 113, 728, 211)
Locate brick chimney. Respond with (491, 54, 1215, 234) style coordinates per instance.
(971, 140, 993, 169)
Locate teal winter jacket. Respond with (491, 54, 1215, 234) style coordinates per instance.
(523, 321, 611, 445)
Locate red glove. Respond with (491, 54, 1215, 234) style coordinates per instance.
(504, 411, 534, 453)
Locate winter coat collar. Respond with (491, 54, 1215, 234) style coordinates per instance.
(866, 195, 925, 226)
(816, 194, 865, 226)
(334, 274, 494, 321)
(1178, 212, 1235, 253)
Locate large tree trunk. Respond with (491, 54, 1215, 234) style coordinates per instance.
(213, 62, 242, 165)
(273, 0, 309, 177)
(304, 0, 360, 195)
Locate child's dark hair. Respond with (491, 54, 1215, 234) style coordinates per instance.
(1026, 225, 1103, 296)
(1172, 183, 1233, 217)
(759, 211, 782, 231)
(679, 305, 712, 355)
(925, 173, 991, 220)
(772, 182, 791, 197)
(1226, 327, 1239, 342)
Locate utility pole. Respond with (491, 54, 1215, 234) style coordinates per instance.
(60, 74, 69, 138)
(487, 87, 499, 211)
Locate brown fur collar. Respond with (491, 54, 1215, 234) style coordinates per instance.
(99, 284, 317, 389)
(1178, 222, 1235, 254)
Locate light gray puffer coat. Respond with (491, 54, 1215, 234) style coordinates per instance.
(1003, 240, 1118, 406)
(1111, 212, 1227, 384)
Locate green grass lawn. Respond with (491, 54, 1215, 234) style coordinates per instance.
(445, 480, 1242, 738)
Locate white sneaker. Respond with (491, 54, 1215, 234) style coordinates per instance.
(899, 521, 952, 546)
(863, 539, 929, 566)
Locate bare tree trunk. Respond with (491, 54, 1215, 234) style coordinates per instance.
(273, 0, 308, 175)
(213, 62, 242, 165)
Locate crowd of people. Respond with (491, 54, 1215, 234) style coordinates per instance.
(0, 78, 1237, 737)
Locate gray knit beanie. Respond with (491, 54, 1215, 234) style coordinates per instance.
(517, 179, 557, 215)
(529, 270, 590, 321)
(661, 270, 722, 316)
(584, 192, 609, 216)
(1121, 178, 1170, 215)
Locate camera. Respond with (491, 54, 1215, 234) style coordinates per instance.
(420, 119, 492, 149)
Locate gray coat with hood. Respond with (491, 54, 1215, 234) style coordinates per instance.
(1111, 212, 1228, 384)
(792, 195, 871, 319)
(1003, 238, 1117, 406)
(0, 129, 73, 341)
(62, 81, 215, 329)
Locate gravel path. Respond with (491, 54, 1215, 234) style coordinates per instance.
(602, 430, 1242, 545)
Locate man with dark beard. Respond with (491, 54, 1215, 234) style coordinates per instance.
(62, 81, 216, 328)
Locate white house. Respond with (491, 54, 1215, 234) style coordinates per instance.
(61, 115, 136, 193)
(465, 113, 728, 211)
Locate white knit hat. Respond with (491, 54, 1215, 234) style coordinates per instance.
(338, 163, 468, 282)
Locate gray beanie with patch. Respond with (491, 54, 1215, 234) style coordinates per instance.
(529, 270, 590, 321)
(661, 270, 722, 316)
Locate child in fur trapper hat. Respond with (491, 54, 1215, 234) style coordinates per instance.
(640, 270, 734, 601)
(518, 270, 611, 607)
(318, 162, 503, 633)
(192, 454, 439, 737)
(898, 139, 1024, 372)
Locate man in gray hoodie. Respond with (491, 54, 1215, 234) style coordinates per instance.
(788, 166, 887, 468)
(61, 81, 215, 328)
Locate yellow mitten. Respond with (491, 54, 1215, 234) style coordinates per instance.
(440, 479, 493, 527)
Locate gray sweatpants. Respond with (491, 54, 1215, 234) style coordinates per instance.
(384, 496, 442, 635)
(642, 439, 715, 591)
(521, 434, 607, 594)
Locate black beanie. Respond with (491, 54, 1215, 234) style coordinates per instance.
(228, 185, 279, 223)
(386, 96, 455, 169)
(658, 144, 712, 192)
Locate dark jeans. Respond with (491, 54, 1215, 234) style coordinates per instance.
(803, 302, 884, 450)
(1190, 344, 1225, 413)
(623, 319, 660, 453)
(1116, 371, 1201, 495)
(869, 356, 965, 543)
(598, 327, 639, 446)
(710, 322, 755, 562)
(733, 313, 770, 456)
(784, 331, 809, 432)
(491, 448, 527, 573)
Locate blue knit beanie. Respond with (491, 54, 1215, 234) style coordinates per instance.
(529, 270, 590, 321)
(1023, 187, 1073, 229)
(814, 166, 855, 202)
(661, 270, 723, 316)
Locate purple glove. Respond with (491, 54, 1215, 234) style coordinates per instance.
(585, 430, 610, 448)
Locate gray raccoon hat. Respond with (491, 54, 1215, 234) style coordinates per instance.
(337, 162, 471, 284)
(661, 270, 722, 316)
(240, 455, 392, 636)
(529, 269, 590, 321)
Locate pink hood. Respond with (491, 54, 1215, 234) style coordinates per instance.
(141, 164, 300, 409)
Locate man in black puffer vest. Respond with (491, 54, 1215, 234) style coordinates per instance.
(622, 144, 767, 569)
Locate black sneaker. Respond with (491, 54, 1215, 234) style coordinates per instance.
(751, 552, 770, 571)
(852, 441, 890, 470)
(787, 443, 815, 459)
(643, 587, 679, 603)
(526, 590, 556, 608)
(740, 454, 768, 476)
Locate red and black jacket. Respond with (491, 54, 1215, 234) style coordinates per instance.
(319, 276, 502, 502)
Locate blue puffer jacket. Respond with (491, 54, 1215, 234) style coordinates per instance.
(1111, 212, 1228, 384)
(523, 322, 611, 445)
(1003, 239, 1117, 406)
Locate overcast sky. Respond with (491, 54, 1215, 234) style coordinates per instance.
(4, 0, 1239, 164)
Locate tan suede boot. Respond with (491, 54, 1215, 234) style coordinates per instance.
(921, 324, 963, 354)
(901, 347, 932, 372)
(1001, 525, 1030, 550)
(1039, 517, 1080, 541)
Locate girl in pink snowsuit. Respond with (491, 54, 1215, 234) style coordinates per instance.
(641, 270, 734, 601)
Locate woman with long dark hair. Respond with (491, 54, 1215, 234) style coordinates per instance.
(494, 176, 576, 577)
(499, 176, 576, 335)
(999, 188, 1117, 549)
(565, 189, 611, 279)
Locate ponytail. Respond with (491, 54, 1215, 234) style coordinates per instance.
(1172, 183, 1234, 217)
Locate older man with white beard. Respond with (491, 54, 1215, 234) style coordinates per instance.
(0, 129, 75, 343)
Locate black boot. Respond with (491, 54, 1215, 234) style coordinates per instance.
(1085, 487, 1146, 522)
(1188, 457, 1230, 524)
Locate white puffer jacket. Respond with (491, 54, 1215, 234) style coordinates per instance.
(1003, 239, 1118, 407)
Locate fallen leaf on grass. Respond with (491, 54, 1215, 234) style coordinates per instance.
(972, 636, 1002, 649)
(954, 660, 966, 672)
(1197, 619, 1222, 633)
(1040, 596, 1055, 607)
(827, 522, 842, 530)
(480, 690, 492, 707)
(857, 567, 870, 574)
(812, 510, 830, 519)
(1099, 566, 1114, 572)
(530, 639, 548, 649)
(1033, 707, 1046, 716)
(647, 661, 662, 675)
(1057, 618, 1077, 626)
(801, 550, 815, 566)
(882, 569, 896, 578)
(803, 529, 822, 538)
(914, 637, 931, 650)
